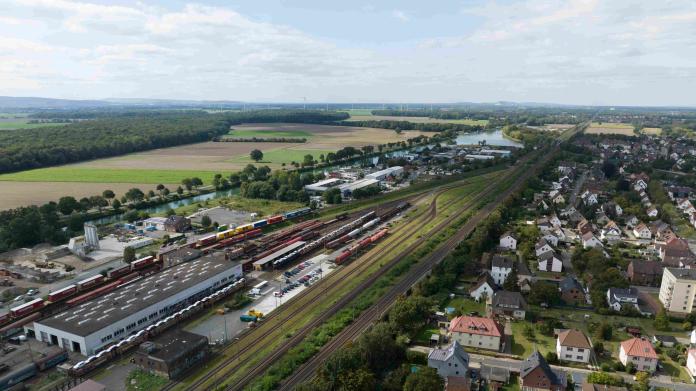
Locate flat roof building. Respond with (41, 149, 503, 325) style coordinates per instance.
(338, 178, 380, 196)
(133, 329, 209, 379)
(660, 267, 696, 313)
(365, 166, 403, 181)
(304, 178, 343, 193)
(253, 241, 305, 270)
(33, 254, 242, 355)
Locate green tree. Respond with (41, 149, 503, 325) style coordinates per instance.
(388, 296, 433, 335)
(191, 177, 203, 188)
(125, 188, 145, 202)
(182, 178, 193, 191)
(403, 367, 443, 391)
(201, 215, 212, 228)
(250, 149, 263, 162)
(594, 322, 613, 341)
(503, 265, 520, 291)
(634, 372, 650, 391)
(123, 246, 136, 263)
(102, 189, 115, 204)
(303, 154, 315, 167)
(654, 308, 670, 331)
(112, 199, 122, 210)
(57, 196, 80, 215)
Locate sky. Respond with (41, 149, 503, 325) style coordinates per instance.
(1, 0, 696, 106)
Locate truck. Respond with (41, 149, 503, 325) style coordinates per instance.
(240, 315, 257, 322)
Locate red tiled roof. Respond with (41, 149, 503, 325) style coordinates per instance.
(621, 338, 657, 359)
(450, 316, 502, 337)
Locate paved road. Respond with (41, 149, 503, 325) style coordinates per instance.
(468, 353, 696, 391)
(569, 171, 588, 207)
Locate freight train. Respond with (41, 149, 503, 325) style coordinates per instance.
(193, 207, 311, 249)
(0, 349, 68, 389)
(334, 228, 389, 264)
(0, 255, 162, 329)
(68, 278, 246, 377)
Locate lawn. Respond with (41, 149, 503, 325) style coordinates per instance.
(0, 120, 64, 130)
(227, 148, 333, 165)
(227, 128, 314, 139)
(0, 167, 220, 184)
(447, 296, 486, 316)
(125, 369, 168, 391)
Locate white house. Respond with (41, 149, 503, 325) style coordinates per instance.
(491, 255, 515, 286)
(619, 338, 658, 372)
(600, 221, 621, 243)
(606, 287, 640, 312)
(556, 329, 592, 364)
(625, 215, 639, 229)
(538, 251, 563, 273)
(549, 214, 562, 228)
(499, 232, 517, 251)
(535, 239, 554, 257)
(581, 232, 603, 249)
(634, 179, 648, 192)
(633, 223, 652, 240)
(541, 233, 559, 247)
(581, 191, 598, 206)
(470, 274, 497, 302)
(687, 349, 696, 378)
(647, 206, 659, 218)
(428, 341, 470, 379)
(552, 193, 565, 205)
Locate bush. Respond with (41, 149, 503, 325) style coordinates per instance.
(625, 362, 636, 374)
(545, 352, 558, 364)
(600, 363, 614, 372)
(406, 350, 427, 365)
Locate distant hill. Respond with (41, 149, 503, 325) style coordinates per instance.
(0, 96, 112, 110)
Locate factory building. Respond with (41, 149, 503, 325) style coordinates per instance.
(365, 166, 403, 181)
(338, 178, 380, 197)
(33, 254, 242, 355)
(304, 178, 343, 194)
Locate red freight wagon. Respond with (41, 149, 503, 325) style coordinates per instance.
(107, 265, 131, 279)
(245, 229, 262, 239)
(77, 274, 104, 290)
(10, 298, 44, 317)
(131, 256, 156, 270)
(66, 281, 121, 307)
(267, 215, 284, 224)
(334, 251, 351, 265)
(0, 312, 11, 324)
(48, 284, 77, 302)
(196, 234, 218, 248)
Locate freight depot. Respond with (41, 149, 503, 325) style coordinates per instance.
(32, 253, 242, 356)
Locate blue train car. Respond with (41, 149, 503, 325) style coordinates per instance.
(252, 220, 268, 229)
(0, 363, 37, 390)
(284, 207, 311, 219)
(36, 349, 69, 371)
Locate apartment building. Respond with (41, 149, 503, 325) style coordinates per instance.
(659, 267, 696, 314)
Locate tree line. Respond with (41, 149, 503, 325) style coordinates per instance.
(0, 110, 348, 174)
(339, 119, 484, 133)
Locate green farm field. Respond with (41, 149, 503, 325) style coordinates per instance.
(226, 148, 333, 165)
(0, 167, 219, 184)
(0, 120, 64, 130)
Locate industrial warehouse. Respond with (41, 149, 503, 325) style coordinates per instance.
(32, 254, 243, 355)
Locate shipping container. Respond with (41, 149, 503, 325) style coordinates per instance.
(130, 256, 156, 270)
(252, 219, 268, 229)
(235, 224, 254, 234)
(77, 274, 105, 290)
(334, 251, 352, 265)
(47, 284, 77, 302)
(10, 298, 44, 318)
(107, 265, 131, 279)
(240, 315, 257, 322)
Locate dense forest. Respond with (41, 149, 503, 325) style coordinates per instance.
(339, 119, 484, 133)
(0, 110, 348, 174)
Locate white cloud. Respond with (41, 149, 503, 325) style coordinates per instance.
(392, 10, 410, 22)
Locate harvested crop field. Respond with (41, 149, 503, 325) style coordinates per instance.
(0, 182, 176, 210)
(346, 115, 488, 126)
(0, 123, 425, 209)
(641, 127, 662, 135)
(586, 122, 636, 136)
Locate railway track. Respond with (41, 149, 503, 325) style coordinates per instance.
(206, 157, 534, 390)
(162, 173, 498, 390)
(279, 147, 555, 389)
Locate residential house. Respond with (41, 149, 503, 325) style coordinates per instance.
(519, 351, 566, 391)
(428, 340, 470, 378)
(625, 215, 639, 229)
(537, 218, 554, 234)
(619, 338, 658, 372)
(678, 198, 693, 211)
(581, 232, 603, 249)
(577, 219, 593, 236)
(535, 239, 554, 257)
(449, 316, 503, 351)
(659, 268, 696, 314)
(538, 251, 563, 273)
(632, 223, 652, 240)
(668, 186, 692, 200)
(633, 179, 648, 192)
(652, 335, 677, 348)
(606, 287, 640, 312)
(499, 232, 517, 251)
(581, 190, 598, 206)
(600, 221, 621, 243)
(549, 214, 562, 228)
(627, 260, 663, 286)
(659, 237, 695, 267)
(581, 384, 627, 391)
(559, 276, 585, 305)
(647, 206, 658, 218)
(686, 349, 696, 378)
(556, 329, 592, 364)
(491, 255, 515, 286)
(551, 193, 565, 205)
(488, 291, 527, 320)
(541, 233, 559, 247)
(469, 274, 497, 302)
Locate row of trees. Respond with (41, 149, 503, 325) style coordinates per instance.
(0, 110, 348, 174)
